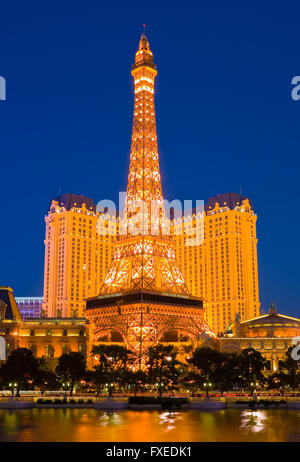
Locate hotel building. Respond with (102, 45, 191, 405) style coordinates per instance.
(172, 192, 260, 334)
(15, 297, 43, 320)
(42, 190, 259, 335)
(42, 193, 115, 318)
(0, 287, 90, 369)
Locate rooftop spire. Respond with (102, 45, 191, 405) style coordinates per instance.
(140, 24, 147, 43)
(133, 28, 156, 71)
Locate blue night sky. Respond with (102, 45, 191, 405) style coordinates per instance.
(0, 1, 300, 317)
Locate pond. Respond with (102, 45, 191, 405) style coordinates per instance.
(0, 408, 299, 442)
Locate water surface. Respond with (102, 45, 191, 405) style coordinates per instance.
(0, 408, 299, 442)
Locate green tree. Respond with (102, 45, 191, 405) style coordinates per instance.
(237, 348, 266, 394)
(147, 344, 179, 397)
(280, 346, 300, 389)
(189, 347, 222, 393)
(189, 347, 222, 378)
(266, 372, 287, 394)
(90, 345, 136, 395)
(188, 347, 242, 394)
(179, 369, 203, 395)
(34, 359, 59, 395)
(125, 369, 148, 396)
(91, 344, 136, 371)
(0, 348, 39, 396)
(55, 352, 86, 396)
(87, 367, 115, 396)
(35, 370, 59, 395)
(213, 353, 241, 393)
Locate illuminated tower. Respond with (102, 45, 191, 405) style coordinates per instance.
(100, 33, 188, 296)
(86, 32, 214, 365)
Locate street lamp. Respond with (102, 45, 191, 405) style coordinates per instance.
(8, 382, 17, 397)
(203, 382, 212, 397)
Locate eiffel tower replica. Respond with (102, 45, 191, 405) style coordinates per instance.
(86, 31, 214, 367)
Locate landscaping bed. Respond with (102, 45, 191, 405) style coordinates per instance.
(128, 396, 189, 409)
(35, 398, 94, 407)
(234, 399, 287, 409)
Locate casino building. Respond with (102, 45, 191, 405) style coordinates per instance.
(0, 287, 90, 369)
(15, 297, 43, 320)
(39, 33, 260, 337)
(0, 32, 295, 370)
(220, 303, 300, 372)
(41, 191, 259, 336)
(0, 286, 298, 374)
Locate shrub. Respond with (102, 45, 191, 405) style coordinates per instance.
(129, 396, 159, 405)
(243, 399, 288, 408)
(128, 396, 189, 407)
(37, 399, 53, 404)
(257, 399, 287, 406)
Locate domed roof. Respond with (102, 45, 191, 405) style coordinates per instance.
(241, 311, 300, 328)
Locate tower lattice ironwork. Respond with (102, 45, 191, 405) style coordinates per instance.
(86, 32, 215, 366)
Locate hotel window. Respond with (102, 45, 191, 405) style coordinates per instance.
(29, 344, 37, 356)
(45, 344, 55, 358)
(78, 344, 84, 354)
(62, 344, 71, 354)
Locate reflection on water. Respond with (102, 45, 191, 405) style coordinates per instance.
(0, 408, 300, 442)
(241, 410, 267, 433)
(159, 411, 183, 432)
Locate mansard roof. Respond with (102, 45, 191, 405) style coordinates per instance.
(0, 287, 23, 322)
(51, 193, 96, 212)
(204, 192, 253, 212)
